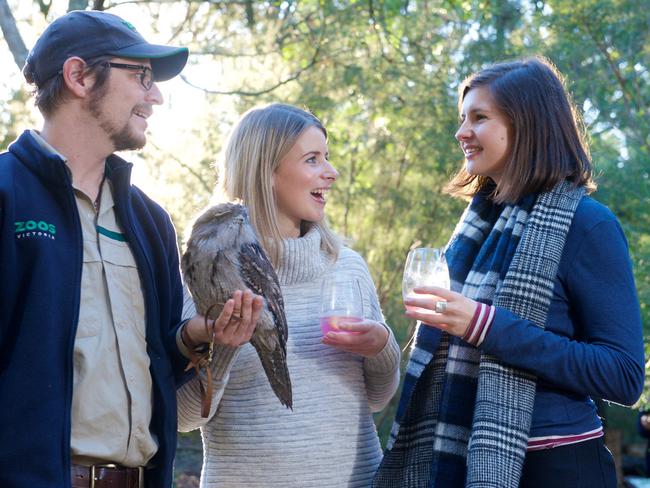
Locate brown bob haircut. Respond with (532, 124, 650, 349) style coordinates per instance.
(447, 56, 595, 203)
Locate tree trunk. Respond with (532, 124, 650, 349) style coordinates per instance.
(0, 0, 29, 70)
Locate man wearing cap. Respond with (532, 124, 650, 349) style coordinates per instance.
(0, 9, 261, 488)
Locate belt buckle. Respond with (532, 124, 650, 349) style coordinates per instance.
(89, 464, 144, 488)
(90, 463, 116, 488)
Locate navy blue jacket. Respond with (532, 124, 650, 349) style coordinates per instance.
(387, 194, 644, 455)
(0, 131, 190, 487)
(482, 196, 644, 437)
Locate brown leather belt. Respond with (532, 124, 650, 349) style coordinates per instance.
(71, 463, 144, 488)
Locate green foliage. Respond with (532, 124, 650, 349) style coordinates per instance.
(0, 88, 36, 150)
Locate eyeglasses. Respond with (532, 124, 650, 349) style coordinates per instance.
(103, 62, 154, 91)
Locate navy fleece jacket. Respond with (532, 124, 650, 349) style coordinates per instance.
(0, 131, 190, 487)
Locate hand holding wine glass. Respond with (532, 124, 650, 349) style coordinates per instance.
(319, 272, 389, 356)
(402, 247, 479, 338)
(319, 272, 364, 336)
(402, 247, 450, 313)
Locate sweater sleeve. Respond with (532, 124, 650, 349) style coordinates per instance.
(364, 328, 401, 412)
(176, 287, 242, 432)
(343, 250, 401, 412)
(176, 344, 240, 431)
(480, 217, 644, 406)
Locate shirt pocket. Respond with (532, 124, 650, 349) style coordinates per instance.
(99, 236, 147, 341)
(76, 236, 105, 338)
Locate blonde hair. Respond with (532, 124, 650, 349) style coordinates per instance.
(215, 103, 341, 267)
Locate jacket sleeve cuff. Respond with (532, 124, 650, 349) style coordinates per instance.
(462, 303, 495, 347)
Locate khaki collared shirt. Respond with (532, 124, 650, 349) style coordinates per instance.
(31, 131, 157, 467)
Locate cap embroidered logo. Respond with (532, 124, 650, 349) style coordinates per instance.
(121, 20, 137, 31)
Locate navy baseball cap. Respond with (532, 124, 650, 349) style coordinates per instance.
(23, 10, 189, 87)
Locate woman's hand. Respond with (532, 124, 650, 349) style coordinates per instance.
(184, 290, 264, 348)
(322, 319, 389, 358)
(404, 286, 477, 338)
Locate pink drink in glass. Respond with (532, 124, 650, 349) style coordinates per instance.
(320, 315, 363, 335)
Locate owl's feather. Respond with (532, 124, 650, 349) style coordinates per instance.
(182, 203, 293, 409)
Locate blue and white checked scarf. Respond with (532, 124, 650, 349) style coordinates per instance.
(374, 180, 585, 488)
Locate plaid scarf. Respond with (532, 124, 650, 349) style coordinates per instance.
(374, 180, 585, 488)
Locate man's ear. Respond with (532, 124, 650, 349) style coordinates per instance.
(60, 57, 95, 98)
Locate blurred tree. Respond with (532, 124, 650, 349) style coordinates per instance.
(0, 88, 36, 149)
(0, 0, 28, 67)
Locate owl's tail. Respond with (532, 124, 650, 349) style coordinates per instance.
(252, 339, 293, 410)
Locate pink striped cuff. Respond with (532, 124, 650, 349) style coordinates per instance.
(462, 303, 495, 346)
(527, 427, 604, 451)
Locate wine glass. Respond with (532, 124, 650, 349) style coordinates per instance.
(319, 272, 364, 336)
(402, 247, 450, 312)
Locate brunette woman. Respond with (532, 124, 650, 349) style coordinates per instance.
(374, 57, 643, 488)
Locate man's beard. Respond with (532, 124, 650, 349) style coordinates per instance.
(88, 91, 146, 152)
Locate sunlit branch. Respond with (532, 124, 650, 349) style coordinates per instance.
(165, 2, 201, 43)
(149, 141, 213, 194)
(179, 47, 321, 96)
(106, 0, 259, 7)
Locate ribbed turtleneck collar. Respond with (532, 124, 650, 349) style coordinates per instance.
(276, 228, 330, 286)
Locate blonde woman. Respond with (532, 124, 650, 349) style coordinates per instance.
(177, 104, 400, 487)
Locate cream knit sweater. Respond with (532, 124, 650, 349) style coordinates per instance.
(177, 228, 400, 487)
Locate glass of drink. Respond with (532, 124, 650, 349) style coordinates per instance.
(319, 273, 364, 336)
(402, 247, 450, 312)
